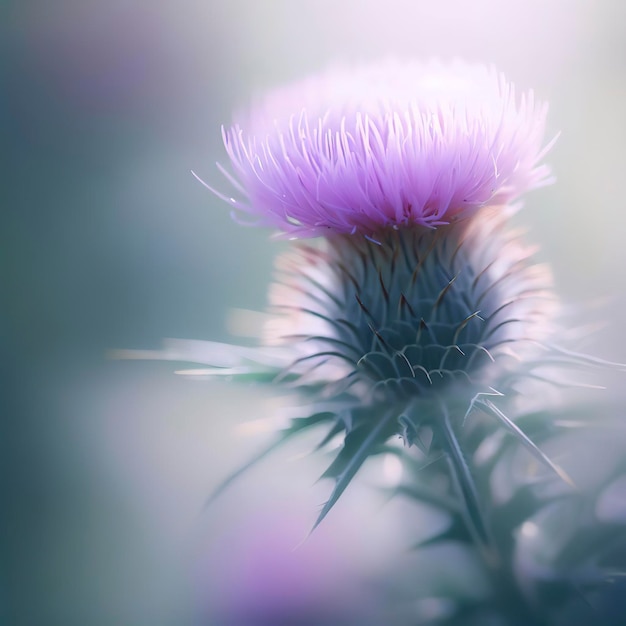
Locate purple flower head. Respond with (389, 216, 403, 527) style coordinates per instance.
(214, 60, 554, 237)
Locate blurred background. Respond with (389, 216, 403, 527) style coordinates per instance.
(4, 1, 626, 624)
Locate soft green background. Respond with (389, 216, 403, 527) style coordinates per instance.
(4, 1, 626, 624)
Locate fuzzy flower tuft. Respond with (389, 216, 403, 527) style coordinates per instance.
(213, 60, 554, 237)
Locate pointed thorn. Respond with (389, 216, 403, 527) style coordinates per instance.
(432, 273, 460, 311)
(378, 269, 389, 303)
(399, 291, 416, 318)
(480, 399, 577, 488)
(309, 411, 396, 532)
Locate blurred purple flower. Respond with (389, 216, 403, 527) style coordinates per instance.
(197, 511, 383, 626)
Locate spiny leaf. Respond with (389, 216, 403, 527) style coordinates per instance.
(112, 338, 289, 369)
(204, 410, 335, 508)
(493, 484, 568, 526)
(409, 515, 471, 551)
(314, 420, 346, 450)
(396, 484, 461, 514)
(203, 435, 290, 509)
(478, 398, 575, 487)
(174, 366, 286, 383)
(403, 451, 448, 476)
(288, 411, 337, 433)
(438, 404, 495, 560)
(311, 410, 396, 532)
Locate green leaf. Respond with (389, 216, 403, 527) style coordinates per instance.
(204, 410, 336, 508)
(311, 410, 396, 532)
(203, 435, 289, 508)
(396, 484, 461, 514)
(175, 365, 289, 384)
(438, 404, 495, 560)
(478, 399, 575, 487)
(409, 515, 470, 550)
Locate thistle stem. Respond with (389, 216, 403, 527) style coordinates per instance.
(438, 402, 550, 625)
(438, 401, 497, 565)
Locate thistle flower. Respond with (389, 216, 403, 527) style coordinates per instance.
(129, 59, 625, 625)
(192, 59, 579, 543)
